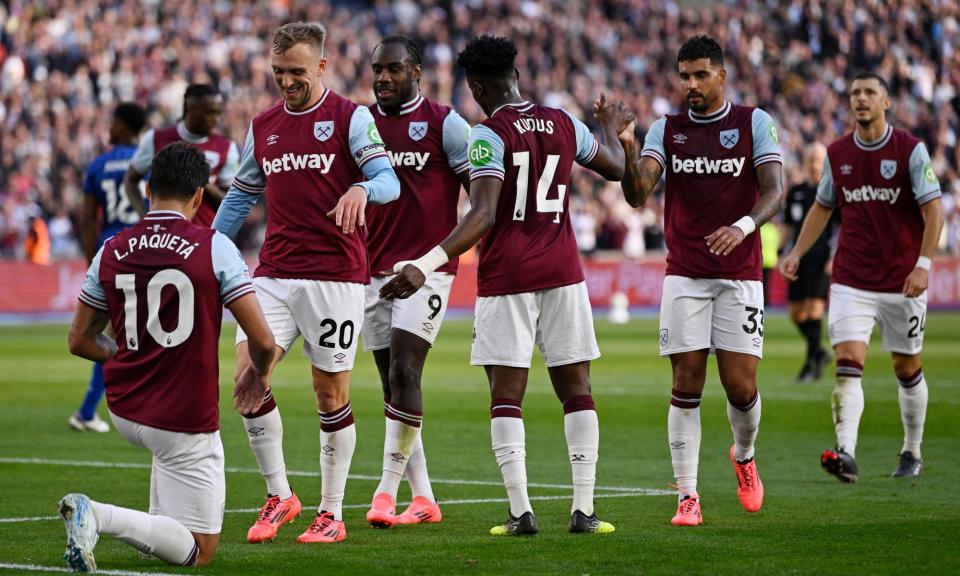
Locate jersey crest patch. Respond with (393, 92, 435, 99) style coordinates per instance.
(880, 159, 897, 179)
(720, 128, 739, 149)
(203, 150, 220, 168)
(408, 122, 428, 141)
(314, 121, 334, 142)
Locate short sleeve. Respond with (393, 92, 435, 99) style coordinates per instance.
(78, 247, 108, 311)
(908, 142, 942, 205)
(815, 154, 836, 208)
(442, 110, 471, 174)
(640, 118, 666, 171)
(217, 141, 241, 187)
(130, 129, 155, 175)
(467, 124, 506, 181)
(560, 110, 600, 165)
(211, 232, 255, 306)
(751, 109, 782, 168)
(231, 123, 266, 195)
(349, 106, 389, 169)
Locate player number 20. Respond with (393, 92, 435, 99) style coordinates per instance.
(512, 152, 566, 223)
(318, 319, 355, 349)
(115, 269, 195, 350)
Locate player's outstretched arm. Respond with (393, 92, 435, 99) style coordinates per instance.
(705, 161, 784, 257)
(379, 177, 501, 300)
(902, 197, 944, 297)
(228, 293, 275, 415)
(67, 303, 117, 363)
(587, 93, 627, 181)
(616, 118, 663, 208)
(779, 201, 833, 281)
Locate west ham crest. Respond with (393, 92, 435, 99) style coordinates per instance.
(408, 122, 428, 141)
(719, 128, 739, 149)
(203, 150, 220, 168)
(880, 159, 897, 179)
(314, 121, 334, 142)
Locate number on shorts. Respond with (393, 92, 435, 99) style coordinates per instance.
(907, 314, 926, 338)
(742, 306, 764, 337)
(317, 319, 355, 349)
(115, 269, 195, 350)
(427, 294, 442, 320)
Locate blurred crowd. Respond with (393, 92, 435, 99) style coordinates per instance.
(1, 0, 959, 262)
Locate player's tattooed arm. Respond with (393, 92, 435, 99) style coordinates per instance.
(68, 304, 117, 363)
(616, 118, 663, 207)
(749, 162, 785, 227)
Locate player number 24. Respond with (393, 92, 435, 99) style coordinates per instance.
(115, 269, 194, 350)
(512, 152, 565, 223)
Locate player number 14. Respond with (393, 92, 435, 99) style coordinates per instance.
(512, 152, 565, 223)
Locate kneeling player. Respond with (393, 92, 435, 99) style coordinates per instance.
(60, 143, 275, 571)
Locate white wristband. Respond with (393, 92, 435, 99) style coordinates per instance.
(731, 215, 756, 236)
(915, 256, 932, 271)
(396, 245, 449, 277)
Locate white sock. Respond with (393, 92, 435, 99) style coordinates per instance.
(727, 393, 761, 461)
(668, 396, 701, 498)
(90, 501, 197, 566)
(405, 432, 435, 501)
(376, 416, 420, 499)
(564, 407, 599, 516)
(318, 403, 356, 521)
(491, 414, 531, 517)
(242, 402, 292, 500)
(833, 368, 864, 457)
(898, 370, 928, 458)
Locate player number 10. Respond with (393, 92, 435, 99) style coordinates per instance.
(115, 270, 195, 350)
(512, 152, 566, 223)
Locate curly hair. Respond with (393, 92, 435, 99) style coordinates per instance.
(376, 34, 422, 66)
(457, 35, 517, 78)
(678, 35, 724, 67)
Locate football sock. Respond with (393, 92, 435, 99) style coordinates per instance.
(727, 391, 761, 461)
(376, 402, 422, 499)
(78, 362, 105, 421)
(668, 389, 702, 498)
(405, 427, 436, 502)
(898, 368, 927, 458)
(833, 360, 865, 457)
(491, 398, 532, 517)
(89, 501, 198, 566)
(805, 319, 824, 358)
(318, 403, 356, 521)
(563, 395, 599, 516)
(241, 391, 292, 500)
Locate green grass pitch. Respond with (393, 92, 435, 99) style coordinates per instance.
(1, 314, 959, 575)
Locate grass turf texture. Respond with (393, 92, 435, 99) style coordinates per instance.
(1, 314, 958, 575)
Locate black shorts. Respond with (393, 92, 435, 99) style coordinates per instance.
(788, 259, 829, 302)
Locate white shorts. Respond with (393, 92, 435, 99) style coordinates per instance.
(236, 277, 365, 372)
(659, 275, 764, 357)
(828, 283, 927, 355)
(110, 413, 225, 534)
(362, 272, 454, 351)
(471, 281, 600, 368)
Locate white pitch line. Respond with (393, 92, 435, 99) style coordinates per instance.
(0, 563, 172, 576)
(0, 491, 671, 524)
(0, 457, 654, 493)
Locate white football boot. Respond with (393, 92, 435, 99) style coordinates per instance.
(59, 493, 99, 572)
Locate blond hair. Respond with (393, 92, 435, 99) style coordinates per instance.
(273, 22, 326, 56)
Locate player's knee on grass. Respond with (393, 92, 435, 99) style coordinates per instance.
(192, 533, 219, 567)
(891, 352, 922, 381)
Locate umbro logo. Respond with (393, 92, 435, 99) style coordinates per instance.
(390, 452, 405, 463)
(840, 164, 853, 175)
(247, 426, 265, 437)
(673, 134, 687, 144)
(753, 337, 762, 347)
(334, 352, 346, 363)
(322, 444, 335, 455)
(670, 441, 686, 449)
(422, 322, 434, 333)
(267, 134, 279, 145)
